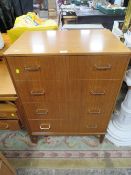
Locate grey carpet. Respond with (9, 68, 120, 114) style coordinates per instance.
(16, 168, 131, 175)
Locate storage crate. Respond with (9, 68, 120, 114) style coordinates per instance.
(98, 5, 126, 15)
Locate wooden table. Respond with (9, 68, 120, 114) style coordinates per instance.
(0, 61, 16, 101)
(61, 9, 125, 30)
(0, 34, 16, 101)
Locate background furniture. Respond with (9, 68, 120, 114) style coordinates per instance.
(0, 61, 20, 130)
(0, 152, 16, 175)
(61, 9, 125, 30)
(4, 30, 131, 143)
(0, 34, 22, 130)
(62, 24, 104, 30)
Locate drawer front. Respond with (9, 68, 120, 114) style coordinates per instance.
(67, 79, 120, 121)
(23, 100, 112, 121)
(15, 80, 68, 103)
(7, 56, 67, 80)
(23, 102, 68, 120)
(28, 118, 107, 134)
(7, 55, 129, 81)
(15, 79, 120, 104)
(0, 111, 17, 119)
(68, 55, 129, 79)
(67, 101, 110, 121)
(0, 120, 20, 130)
(28, 119, 78, 133)
(79, 117, 107, 133)
(68, 79, 120, 106)
(81, 79, 120, 118)
(0, 103, 17, 119)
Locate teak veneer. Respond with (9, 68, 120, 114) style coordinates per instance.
(4, 29, 131, 143)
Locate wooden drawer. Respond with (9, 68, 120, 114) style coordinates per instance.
(0, 161, 14, 175)
(23, 102, 68, 120)
(68, 55, 129, 80)
(0, 103, 17, 119)
(29, 119, 63, 133)
(6, 55, 129, 81)
(16, 79, 120, 104)
(28, 119, 78, 134)
(6, 56, 67, 80)
(68, 101, 110, 121)
(79, 117, 107, 133)
(15, 80, 68, 103)
(67, 79, 120, 102)
(23, 100, 112, 121)
(0, 120, 20, 130)
(28, 118, 106, 134)
(67, 79, 120, 120)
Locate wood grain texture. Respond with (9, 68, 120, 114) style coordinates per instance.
(6, 55, 129, 81)
(4, 30, 131, 56)
(0, 120, 20, 130)
(23, 102, 68, 120)
(0, 162, 14, 175)
(0, 152, 16, 175)
(0, 103, 18, 119)
(4, 30, 131, 140)
(67, 55, 129, 80)
(0, 61, 16, 97)
(28, 118, 87, 135)
(6, 56, 68, 81)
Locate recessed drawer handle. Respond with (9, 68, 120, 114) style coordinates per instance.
(30, 90, 45, 96)
(24, 65, 40, 71)
(40, 123, 50, 130)
(95, 64, 112, 70)
(36, 109, 48, 115)
(90, 90, 105, 95)
(86, 124, 97, 129)
(0, 122, 9, 129)
(88, 109, 101, 114)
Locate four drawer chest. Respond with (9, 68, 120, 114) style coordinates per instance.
(4, 29, 131, 142)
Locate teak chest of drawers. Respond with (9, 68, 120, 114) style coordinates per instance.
(4, 29, 131, 143)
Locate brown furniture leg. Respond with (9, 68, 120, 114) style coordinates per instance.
(30, 136, 38, 143)
(99, 134, 105, 144)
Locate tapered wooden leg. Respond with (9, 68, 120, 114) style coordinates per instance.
(30, 136, 38, 143)
(99, 134, 105, 144)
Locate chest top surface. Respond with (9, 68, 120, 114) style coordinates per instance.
(4, 29, 131, 56)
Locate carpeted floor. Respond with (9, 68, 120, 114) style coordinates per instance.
(1, 130, 131, 159)
(16, 168, 131, 175)
(0, 129, 131, 169)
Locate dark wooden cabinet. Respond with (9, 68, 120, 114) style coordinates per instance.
(4, 30, 131, 142)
